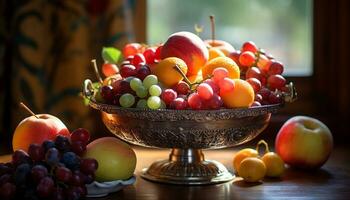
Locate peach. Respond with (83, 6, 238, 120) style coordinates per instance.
(161, 31, 208, 76)
(205, 39, 235, 56)
(152, 57, 188, 88)
(202, 57, 240, 80)
(12, 114, 70, 152)
(220, 79, 255, 108)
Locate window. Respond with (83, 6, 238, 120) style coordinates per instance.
(147, 0, 312, 76)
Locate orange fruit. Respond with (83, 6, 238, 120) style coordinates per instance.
(153, 57, 188, 88)
(261, 152, 285, 177)
(202, 57, 240, 80)
(208, 48, 225, 60)
(220, 79, 255, 108)
(233, 148, 259, 172)
(238, 157, 266, 182)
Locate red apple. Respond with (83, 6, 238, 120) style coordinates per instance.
(275, 116, 333, 169)
(204, 39, 235, 56)
(12, 114, 70, 152)
(161, 31, 208, 76)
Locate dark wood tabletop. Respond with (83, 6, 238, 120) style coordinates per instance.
(1, 146, 350, 200)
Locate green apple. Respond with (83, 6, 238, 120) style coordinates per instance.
(84, 137, 136, 181)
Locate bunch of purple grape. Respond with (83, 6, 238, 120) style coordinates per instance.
(0, 128, 98, 200)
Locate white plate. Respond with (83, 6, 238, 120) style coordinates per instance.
(86, 176, 136, 197)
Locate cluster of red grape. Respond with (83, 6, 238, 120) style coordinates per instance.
(0, 129, 98, 200)
(230, 41, 287, 106)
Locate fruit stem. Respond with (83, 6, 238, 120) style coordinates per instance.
(256, 140, 270, 155)
(173, 64, 192, 86)
(210, 15, 216, 45)
(91, 59, 103, 84)
(20, 102, 39, 119)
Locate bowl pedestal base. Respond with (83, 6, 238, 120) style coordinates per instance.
(141, 148, 234, 185)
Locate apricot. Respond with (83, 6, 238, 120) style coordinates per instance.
(152, 57, 188, 88)
(238, 157, 266, 182)
(202, 57, 240, 80)
(220, 79, 255, 108)
(233, 148, 259, 172)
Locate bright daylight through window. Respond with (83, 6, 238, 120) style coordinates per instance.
(147, 0, 312, 76)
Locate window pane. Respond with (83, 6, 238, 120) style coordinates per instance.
(147, 0, 312, 76)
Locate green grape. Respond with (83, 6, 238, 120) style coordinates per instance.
(130, 77, 143, 91)
(119, 93, 135, 108)
(136, 86, 148, 98)
(147, 96, 161, 109)
(149, 85, 162, 97)
(143, 75, 158, 89)
(160, 100, 166, 109)
(136, 99, 148, 108)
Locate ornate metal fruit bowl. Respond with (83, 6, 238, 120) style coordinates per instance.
(83, 79, 283, 185)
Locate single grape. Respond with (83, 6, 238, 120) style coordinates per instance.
(269, 92, 283, 104)
(228, 50, 241, 66)
(161, 89, 177, 105)
(119, 93, 135, 108)
(70, 171, 85, 186)
(28, 144, 45, 162)
(71, 128, 90, 145)
(61, 152, 80, 171)
(45, 148, 60, 166)
(143, 75, 158, 89)
(188, 93, 203, 110)
(55, 135, 71, 153)
(246, 78, 262, 93)
(255, 94, 263, 102)
(136, 65, 151, 80)
(219, 78, 235, 93)
(102, 63, 119, 77)
(71, 141, 86, 156)
(122, 43, 141, 58)
(206, 94, 223, 109)
(55, 166, 72, 183)
(267, 75, 286, 90)
(212, 67, 229, 84)
(80, 158, 98, 175)
(36, 176, 54, 198)
(31, 165, 48, 183)
(132, 53, 146, 66)
(119, 79, 133, 94)
(136, 99, 148, 108)
(251, 101, 262, 107)
(0, 182, 16, 199)
(120, 64, 137, 78)
(257, 87, 271, 101)
(12, 150, 31, 166)
(241, 41, 258, 53)
(100, 85, 114, 103)
(130, 77, 143, 91)
(143, 48, 156, 64)
(197, 83, 214, 100)
(204, 79, 220, 94)
(170, 98, 188, 110)
(147, 96, 161, 109)
(149, 85, 162, 97)
(14, 163, 31, 185)
(257, 54, 271, 73)
(154, 45, 162, 60)
(246, 67, 262, 81)
(173, 81, 190, 95)
(239, 51, 256, 67)
(41, 140, 55, 153)
(268, 61, 284, 75)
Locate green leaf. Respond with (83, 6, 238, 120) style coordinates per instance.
(102, 47, 121, 63)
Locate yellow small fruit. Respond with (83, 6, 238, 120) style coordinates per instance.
(153, 57, 188, 87)
(233, 148, 258, 172)
(261, 152, 285, 177)
(238, 157, 266, 182)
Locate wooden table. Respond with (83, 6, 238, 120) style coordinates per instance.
(1, 146, 350, 200)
